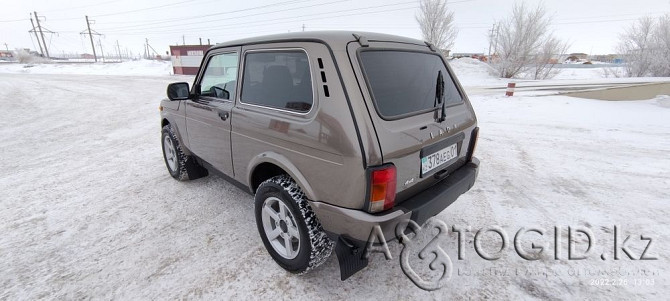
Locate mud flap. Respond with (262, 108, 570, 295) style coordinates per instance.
(185, 157, 209, 180)
(334, 236, 368, 280)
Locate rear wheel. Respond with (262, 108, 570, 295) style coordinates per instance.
(255, 175, 333, 273)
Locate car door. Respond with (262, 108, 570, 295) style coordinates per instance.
(185, 48, 240, 176)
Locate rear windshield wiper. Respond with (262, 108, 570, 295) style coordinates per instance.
(434, 70, 446, 123)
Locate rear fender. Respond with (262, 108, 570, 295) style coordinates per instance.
(247, 152, 317, 201)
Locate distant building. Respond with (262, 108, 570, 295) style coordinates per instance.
(568, 53, 589, 60)
(452, 52, 485, 59)
(81, 53, 95, 59)
(590, 54, 623, 64)
(0, 50, 13, 60)
(170, 45, 212, 75)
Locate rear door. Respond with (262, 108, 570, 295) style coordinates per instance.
(348, 42, 477, 203)
(184, 47, 240, 176)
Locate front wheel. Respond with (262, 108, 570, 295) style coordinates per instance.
(161, 124, 206, 180)
(255, 175, 333, 273)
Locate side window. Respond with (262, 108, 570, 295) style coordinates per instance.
(240, 51, 313, 112)
(199, 52, 239, 100)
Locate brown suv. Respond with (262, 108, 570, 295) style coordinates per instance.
(159, 31, 479, 279)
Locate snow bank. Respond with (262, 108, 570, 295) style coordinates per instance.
(551, 66, 624, 80)
(0, 60, 173, 76)
(448, 57, 501, 86)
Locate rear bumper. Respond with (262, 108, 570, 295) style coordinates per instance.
(310, 157, 479, 243)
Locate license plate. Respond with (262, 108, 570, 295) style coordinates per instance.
(421, 143, 458, 175)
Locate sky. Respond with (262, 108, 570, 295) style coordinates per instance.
(1, 0, 669, 58)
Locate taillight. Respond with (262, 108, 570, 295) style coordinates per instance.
(368, 165, 396, 213)
(467, 127, 479, 161)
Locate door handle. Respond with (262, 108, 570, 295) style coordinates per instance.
(218, 111, 230, 121)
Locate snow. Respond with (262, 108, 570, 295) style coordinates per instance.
(655, 94, 670, 108)
(1, 62, 669, 299)
(449, 57, 503, 87)
(551, 66, 624, 80)
(0, 60, 174, 76)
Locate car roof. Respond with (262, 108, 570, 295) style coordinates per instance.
(212, 31, 426, 49)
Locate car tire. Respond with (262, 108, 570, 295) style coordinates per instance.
(255, 175, 334, 274)
(161, 124, 207, 181)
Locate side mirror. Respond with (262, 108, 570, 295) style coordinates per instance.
(167, 82, 191, 101)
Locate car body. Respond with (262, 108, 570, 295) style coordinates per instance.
(159, 31, 479, 279)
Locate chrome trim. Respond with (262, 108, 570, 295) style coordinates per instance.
(238, 48, 316, 116)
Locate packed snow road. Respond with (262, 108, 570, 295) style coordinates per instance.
(1, 73, 668, 300)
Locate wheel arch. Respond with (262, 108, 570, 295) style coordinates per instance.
(248, 153, 317, 201)
(161, 117, 192, 156)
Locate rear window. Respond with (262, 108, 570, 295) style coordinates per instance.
(359, 51, 463, 119)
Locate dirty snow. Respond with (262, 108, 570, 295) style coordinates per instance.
(0, 62, 669, 300)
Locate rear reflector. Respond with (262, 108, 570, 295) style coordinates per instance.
(368, 165, 397, 213)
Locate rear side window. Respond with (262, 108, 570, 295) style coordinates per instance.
(359, 51, 463, 119)
(241, 51, 313, 113)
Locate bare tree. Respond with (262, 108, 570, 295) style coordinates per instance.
(530, 36, 569, 80)
(489, 2, 567, 79)
(618, 17, 655, 77)
(618, 14, 670, 77)
(416, 0, 458, 54)
(650, 14, 670, 77)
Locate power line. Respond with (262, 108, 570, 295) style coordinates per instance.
(41, 0, 120, 13)
(102, 1, 417, 33)
(92, 0, 224, 18)
(99, 0, 345, 31)
(101, 0, 478, 32)
(98, 0, 313, 25)
(100, 4, 420, 36)
(555, 11, 667, 22)
(101, 0, 478, 34)
(554, 17, 663, 25)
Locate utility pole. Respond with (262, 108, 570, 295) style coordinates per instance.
(182, 35, 185, 45)
(81, 16, 100, 62)
(199, 37, 202, 45)
(207, 38, 210, 45)
(29, 17, 44, 56)
(3, 43, 8, 51)
(98, 39, 105, 62)
(302, 24, 305, 32)
(145, 38, 149, 59)
(116, 40, 122, 61)
(146, 40, 158, 59)
(33, 12, 49, 58)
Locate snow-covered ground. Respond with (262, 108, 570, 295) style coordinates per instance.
(1, 62, 669, 299)
(0, 60, 173, 76)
